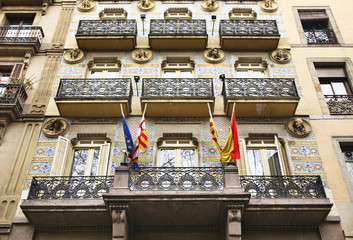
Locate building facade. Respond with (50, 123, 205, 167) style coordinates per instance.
(0, 0, 351, 239)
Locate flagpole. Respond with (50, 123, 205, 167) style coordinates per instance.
(207, 103, 212, 116)
(230, 103, 236, 165)
(120, 104, 124, 116)
(231, 103, 235, 121)
(142, 103, 148, 116)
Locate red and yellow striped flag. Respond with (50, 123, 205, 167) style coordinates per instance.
(129, 115, 148, 163)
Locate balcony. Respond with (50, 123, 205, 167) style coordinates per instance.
(55, 78, 133, 117)
(0, 0, 49, 6)
(75, 20, 137, 50)
(219, 20, 280, 51)
(304, 29, 338, 44)
(21, 176, 113, 226)
(324, 95, 353, 115)
(0, 26, 44, 56)
(148, 19, 208, 50)
(141, 78, 214, 117)
(240, 175, 332, 226)
(223, 78, 300, 117)
(0, 84, 27, 121)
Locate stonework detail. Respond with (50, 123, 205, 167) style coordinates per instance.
(260, 0, 278, 12)
(63, 48, 85, 64)
(286, 118, 312, 138)
(77, 0, 96, 12)
(131, 49, 153, 64)
(201, 0, 219, 12)
(270, 49, 292, 64)
(42, 119, 69, 138)
(51, 6, 74, 49)
(203, 48, 225, 63)
(137, 0, 155, 11)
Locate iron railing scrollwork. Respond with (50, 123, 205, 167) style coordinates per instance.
(240, 175, 326, 198)
(304, 29, 338, 44)
(0, 26, 44, 46)
(223, 78, 298, 98)
(0, 84, 27, 113)
(142, 78, 213, 98)
(220, 20, 279, 36)
(324, 95, 353, 115)
(56, 78, 133, 102)
(149, 19, 207, 35)
(76, 20, 137, 35)
(129, 167, 225, 191)
(27, 176, 114, 200)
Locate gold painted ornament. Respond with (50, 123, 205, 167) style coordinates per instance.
(201, 0, 219, 12)
(63, 48, 85, 64)
(131, 49, 153, 64)
(203, 48, 225, 63)
(270, 49, 291, 64)
(43, 119, 69, 138)
(286, 118, 312, 138)
(137, 0, 155, 12)
(260, 0, 278, 13)
(77, 0, 96, 12)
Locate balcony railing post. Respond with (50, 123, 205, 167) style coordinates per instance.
(224, 163, 241, 188)
(114, 165, 130, 189)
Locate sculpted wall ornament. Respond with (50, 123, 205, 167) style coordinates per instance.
(137, 0, 155, 11)
(270, 49, 291, 64)
(63, 48, 85, 64)
(77, 0, 96, 12)
(286, 118, 312, 138)
(131, 49, 153, 64)
(203, 48, 225, 63)
(0, 121, 7, 144)
(201, 0, 219, 12)
(43, 118, 69, 138)
(260, 0, 278, 12)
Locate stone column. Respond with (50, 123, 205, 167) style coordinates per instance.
(224, 163, 241, 188)
(227, 208, 242, 240)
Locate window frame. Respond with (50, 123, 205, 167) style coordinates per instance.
(161, 57, 195, 78)
(234, 57, 269, 78)
(87, 57, 122, 79)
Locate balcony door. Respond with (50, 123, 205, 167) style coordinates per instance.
(3, 14, 34, 38)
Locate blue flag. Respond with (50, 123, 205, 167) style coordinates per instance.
(122, 114, 134, 156)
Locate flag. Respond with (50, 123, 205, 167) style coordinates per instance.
(122, 113, 137, 162)
(129, 114, 148, 164)
(210, 113, 240, 163)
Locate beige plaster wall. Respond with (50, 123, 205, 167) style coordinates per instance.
(39, 5, 62, 49)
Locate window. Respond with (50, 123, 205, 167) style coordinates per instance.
(234, 57, 268, 78)
(339, 143, 353, 185)
(229, 8, 256, 20)
(99, 8, 127, 20)
(164, 8, 192, 19)
(317, 66, 351, 97)
(161, 57, 195, 78)
(244, 135, 289, 176)
(298, 10, 338, 44)
(2, 14, 35, 38)
(156, 134, 199, 167)
(87, 57, 121, 79)
(0, 63, 24, 95)
(51, 135, 111, 176)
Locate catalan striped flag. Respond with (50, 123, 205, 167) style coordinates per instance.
(129, 114, 148, 164)
(209, 111, 240, 163)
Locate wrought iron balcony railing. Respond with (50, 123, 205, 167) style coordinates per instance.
(240, 175, 326, 199)
(223, 78, 298, 98)
(142, 78, 213, 98)
(129, 167, 224, 191)
(304, 29, 338, 44)
(149, 19, 207, 35)
(0, 83, 27, 113)
(324, 95, 353, 115)
(27, 176, 114, 200)
(0, 26, 44, 46)
(56, 78, 133, 100)
(220, 20, 279, 36)
(76, 20, 137, 36)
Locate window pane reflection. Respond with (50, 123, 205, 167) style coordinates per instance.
(180, 149, 195, 167)
(71, 149, 89, 176)
(160, 149, 175, 167)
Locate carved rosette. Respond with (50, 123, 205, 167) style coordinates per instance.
(270, 49, 291, 64)
(201, 0, 219, 12)
(63, 48, 85, 64)
(131, 49, 153, 64)
(42, 118, 69, 138)
(77, 0, 96, 12)
(260, 0, 278, 12)
(137, 0, 155, 12)
(286, 118, 312, 138)
(203, 48, 225, 63)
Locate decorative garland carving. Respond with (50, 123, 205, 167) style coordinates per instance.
(63, 48, 85, 64)
(286, 118, 312, 138)
(137, 0, 155, 11)
(201, 0, 219, 12)
(270, 49, 291, 64)
(42, 118, 69, 138)
(203, 48, 225, 63)
(131, 49, 153, 64)
(77, 0, 96, 12)
(260, 0, 278, 12)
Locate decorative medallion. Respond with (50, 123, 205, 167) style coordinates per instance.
(43, 119, 69, 138)
(270, 49, 291, 64)
(77, 0, 96, 12)
(63, 48, 85, 64)
(260, 0, 278, 13)
(131, 49, 153, 64)
(137, 0, 155, 12)
(286, 118, 312, 138)
(201, 0, 219, 12)
(203, 48, 225, 63)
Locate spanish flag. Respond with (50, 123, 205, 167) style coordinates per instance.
(210, 113, 240, 163)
